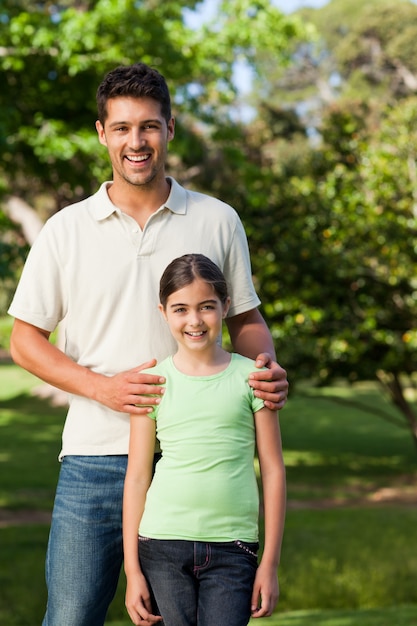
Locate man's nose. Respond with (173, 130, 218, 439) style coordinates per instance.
(129, 129, 146, 150)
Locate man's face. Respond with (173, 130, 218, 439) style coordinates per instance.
(95, 96, 175, 189)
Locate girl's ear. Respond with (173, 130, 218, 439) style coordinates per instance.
(222, 296, 231, 319)
(158, 303, 168, 321)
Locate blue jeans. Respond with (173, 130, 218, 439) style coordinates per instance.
(139, 537, 259, 626)
(42, 455, 128, 626)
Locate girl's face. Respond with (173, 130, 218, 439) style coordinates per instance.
(160, 278, 230, 353)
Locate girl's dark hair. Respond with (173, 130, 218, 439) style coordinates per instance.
(159, 254, 229, 308)
(96, 62, 171, 125)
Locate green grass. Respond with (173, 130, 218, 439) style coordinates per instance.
(280, 507, 417, 610)
(0, 365, 64, 510)
(281, 381, 417, 501)
(253, 605, 417, 626)
(0, 525, 50, 626)
(109, 605, 417, 626)
(1, 363, 417, 625)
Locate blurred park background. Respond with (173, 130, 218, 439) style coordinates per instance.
(1, 0, 417, 624)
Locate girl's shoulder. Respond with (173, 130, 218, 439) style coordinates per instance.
(230, 353, 267, 376)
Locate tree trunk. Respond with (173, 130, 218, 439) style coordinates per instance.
(5, 196, 68, 406)
(377, 371, 417, 453)
(4, 196, 43, 244)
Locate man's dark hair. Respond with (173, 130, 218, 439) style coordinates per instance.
(96, 62, 172, 125)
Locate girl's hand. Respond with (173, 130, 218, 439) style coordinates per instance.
(125, 572, 163, 625)
(250, 563, 279, 618)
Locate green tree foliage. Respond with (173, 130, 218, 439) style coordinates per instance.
(0, 212, 28, 311)
(0, 0, 306, 296)
(1, 0, 201, 209)
(5, 0, 417, 451)
(241, 93, 417, 448)
(0, 0, 305, 208)
(255, 0, 417, 133)
(188, 0, 417, 449)
(332, 0, 417, 100)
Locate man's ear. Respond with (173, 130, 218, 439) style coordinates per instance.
(167, 117, 175, 142)
(95, 120, 107, 147)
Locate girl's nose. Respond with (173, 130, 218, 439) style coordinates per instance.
(189, 312, 203, 326)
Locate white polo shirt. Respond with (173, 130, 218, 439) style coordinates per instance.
(8, 177, 261, 458)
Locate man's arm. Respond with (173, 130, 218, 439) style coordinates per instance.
(9, 318, 165, 414)
(225, 308, 289, 410)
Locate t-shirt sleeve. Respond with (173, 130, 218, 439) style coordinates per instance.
(251, 391, 265, 414)
(240, 357, 267, 413)
(8, 220, 66, 331)
(223, 212, 261, 318)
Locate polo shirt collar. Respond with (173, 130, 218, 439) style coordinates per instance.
(164, 177, 187, 215)
(90, 177, 187, 221)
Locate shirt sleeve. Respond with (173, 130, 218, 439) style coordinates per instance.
(8, 220, 67, 331)
(222, 211, 261, 318)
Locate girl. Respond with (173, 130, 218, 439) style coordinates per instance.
(123, 253, 286, 626)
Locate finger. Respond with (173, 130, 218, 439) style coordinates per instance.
(250, 381, 289, 400)
(130, 386, 166, 402)
(251, 597, 270, 618)
(249, 371, 289, 386)
(251, 588, 260, 616)
(131, 373, 166, 385)
(249, 378, 280, 392)
(127, 607, 144, 626)
(254, 352, 273, 368)
(130, 603, 157, 625)
(252, 385, 281, 399)
(251, 606, 270, 618)
(252, 387, 287, 410)
(264, 399, 285, 411)
(138, 614, 163, 625)
(126, 405, 155, 416)
(134, 359, 158, 372)
(249, 369, 274, 381)
(250, 372, 274, 385)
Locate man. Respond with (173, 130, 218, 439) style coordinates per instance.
(8, 63, 288, 626)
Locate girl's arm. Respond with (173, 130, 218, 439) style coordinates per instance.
(251, 406, 286, 618)
(123, 415, 162, 625)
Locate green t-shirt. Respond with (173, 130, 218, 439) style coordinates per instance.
(139, 353, 265, 542)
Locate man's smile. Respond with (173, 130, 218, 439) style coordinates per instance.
(125, 154, 150, 163)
